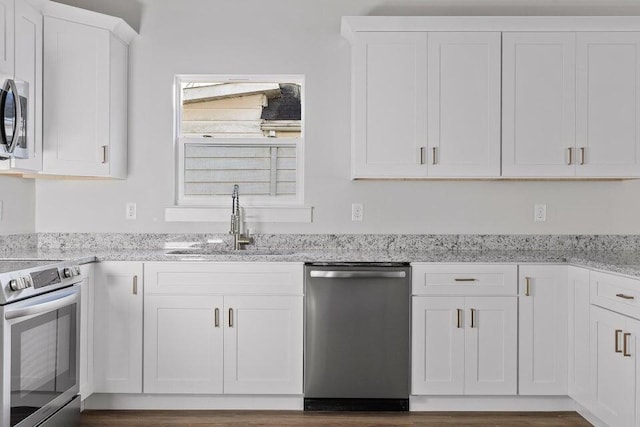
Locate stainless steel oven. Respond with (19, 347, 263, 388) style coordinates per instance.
(0, 261, 83, 427)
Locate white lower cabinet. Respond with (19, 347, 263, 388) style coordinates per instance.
(143, 262, 303, 395)
(79, 263, 94, 400)
(93, 262, 143, 394)
(518, 265, 568, 395)
(568, 267, 592, 407)
(412, 296, 517, 395)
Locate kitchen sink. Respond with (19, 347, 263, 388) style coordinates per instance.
(164, 249, 299, 256)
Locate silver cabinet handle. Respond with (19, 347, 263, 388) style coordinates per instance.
(456, 309, 462, 328)
(623, 332, 631, 357)
(309, 271, 406, 279)
(567, 147, 573, 165)
(214, 308, 220, 328)
(616, 293, 635, 300)
(525, 277, 531, 297)
(470, 308, 476, 328)
(101, 145, 108, 163)
(616, 329, 623, 353)
(419, 147, 426, 165)
(579, 147, 585, 165)
(432, 147, 438, 165)
(228, 308, 233, 328)
(454, 278, 477, 282)
(133, 275, 138, 295)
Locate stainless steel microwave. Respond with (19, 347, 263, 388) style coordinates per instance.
(0, 78, 28, 160)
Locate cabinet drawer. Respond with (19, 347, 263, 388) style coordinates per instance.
(590, 271, 640, 320)
(411, 264, 517, 296)
(144, 262, 303, 295)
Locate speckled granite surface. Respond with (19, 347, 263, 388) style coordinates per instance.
(3, 233, 640, 279)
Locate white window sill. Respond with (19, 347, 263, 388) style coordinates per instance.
(165, 205, 313, 223)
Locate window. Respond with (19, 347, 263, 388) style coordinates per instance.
(175, 75, 304, 207)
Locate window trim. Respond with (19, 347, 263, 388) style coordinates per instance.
(173, 74, 305, 208)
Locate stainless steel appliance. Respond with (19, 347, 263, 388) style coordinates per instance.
(0, 260, 83, 427)
(0, 78, 28, 160)
(304, 263, 411, 411)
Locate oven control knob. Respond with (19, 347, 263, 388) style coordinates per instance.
(63, 268, 72, 278)
(9, 279, 19, 291)
(24, 275, 33, 288)
(73, 266, 81, 276)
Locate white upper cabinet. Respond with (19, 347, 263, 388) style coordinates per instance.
(42, 2, 135, 178)
(352, 31, 428, 178)
(427, 32, 501, 177)
(502, 32, 576, 177)
(576, 32, 640, 177)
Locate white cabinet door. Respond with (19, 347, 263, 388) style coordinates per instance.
(427, 32, 501, 177)
(412, 297, 465, 395)
(576, 32, 640, 177)
(590, 306, 635, 427)
(79, 264, 94, 400)
(568, 267, 592, 407)
(43, 17, 110, 177)
(94, 262, 143, 393)
(223, 295, 303, 394)
(12, 0, 42, 172)
(502, 32, 576, 177)
(464, 297, 517, 395)
(518, 265, 568, 395)
(352, 31, 428, 178)
(631, 318, 640, 427)
(144, 295, 223, 394)
(0, 0, 13, 76)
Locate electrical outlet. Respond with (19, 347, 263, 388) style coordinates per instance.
(125, 202, 137, 220)
(534, 204, 546, 222)
(0, 200, 3, 221)
(352, 203, 363, 221)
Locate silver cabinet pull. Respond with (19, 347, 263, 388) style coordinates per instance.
(454, 278, 477, 282)
(419, 147, 426, 165)
(579, 147, 585, 165)
(470, 308, 476, 328)
(309, 271, 406, 279)
(525, 277, 531, 297)
(432, 147, 438, 165)
(133, 275, 138, 295)
(567, 147, 573, 165)
(101, 145, 108, 164)
(456, 309, 462, 328)
(228, 308, 233, 328)
(615, 329, 623, 353)
(616, 293, 635, 300)
(214, 308, 220, 327)
(623, 332, 631, 357)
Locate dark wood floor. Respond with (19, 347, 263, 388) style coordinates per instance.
(80, 410, 592, 426)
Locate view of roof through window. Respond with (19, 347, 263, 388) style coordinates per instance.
(181, 81, 302, 138)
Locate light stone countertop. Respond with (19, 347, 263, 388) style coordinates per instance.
(1, 247, 640, 279)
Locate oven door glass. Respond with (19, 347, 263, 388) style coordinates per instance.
(10, 302, 77, 426)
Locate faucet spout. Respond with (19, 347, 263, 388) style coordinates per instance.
(229, 184, 252, 250)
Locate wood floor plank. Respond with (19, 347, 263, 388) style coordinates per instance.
(80, 410, 592, 427)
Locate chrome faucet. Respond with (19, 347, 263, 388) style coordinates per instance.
(230, 184, 252, 250)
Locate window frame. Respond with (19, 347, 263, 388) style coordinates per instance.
(173, 74, 305, 207)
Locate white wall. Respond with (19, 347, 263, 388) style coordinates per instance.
(0, 175, 35, 234)
(35, 0, 640, 234)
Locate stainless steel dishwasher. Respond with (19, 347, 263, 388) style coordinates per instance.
(304, 263, 411, 411)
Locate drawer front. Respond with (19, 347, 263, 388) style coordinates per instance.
(411, 264, 518, 296)
(590, 271, 640, 320)
(144, 262, 304, 295)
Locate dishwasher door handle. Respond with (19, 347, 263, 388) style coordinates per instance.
(309, 271, 407, 279)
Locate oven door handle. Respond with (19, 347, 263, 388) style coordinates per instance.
(5, 292, 79, 321)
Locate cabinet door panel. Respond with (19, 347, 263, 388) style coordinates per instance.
(590, 306, 635, 426)
(0, 0, 14, 76)
(352, 31, 427, 178)
(577, 32, 640, 177)
(43, 17, 110, 176)
(79, 264, 94, 400)
(223, 295, 302, 394)
(144, 295, 223, 394)
(427, 32, 501, 177)
(94, 262, 143, 393)
(465, 297, 517, 395)
(568, 267, 592, 406)
(502, 32, 576, 177)
(411, 297, 465, 395)
(519, 266, 568, 395)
